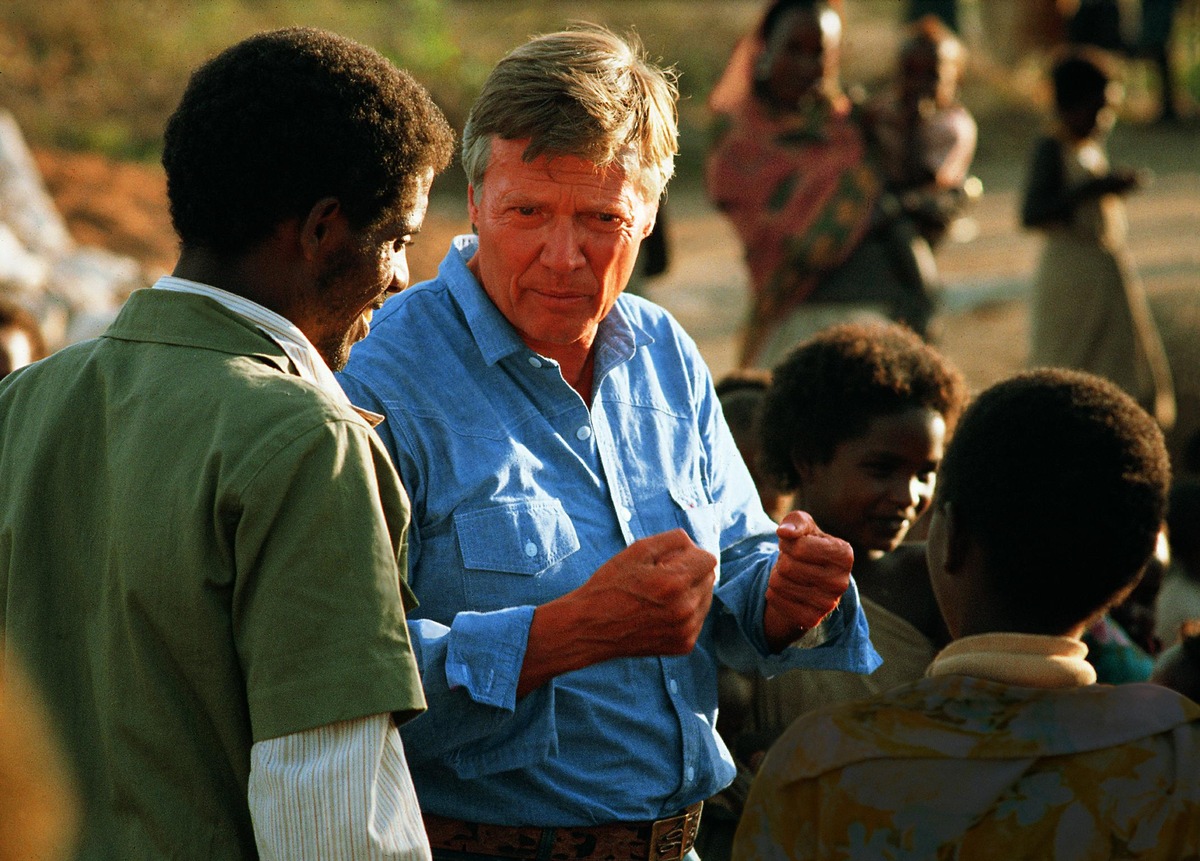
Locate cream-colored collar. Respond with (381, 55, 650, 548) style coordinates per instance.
(927, 632, 1097, 688)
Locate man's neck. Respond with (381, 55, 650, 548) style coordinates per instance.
(521, 335, 598, 406)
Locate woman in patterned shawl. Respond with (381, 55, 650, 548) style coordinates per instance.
(706, 0, 928, 367)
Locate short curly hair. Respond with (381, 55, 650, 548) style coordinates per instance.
(759, 321, 967, 492)
(935, 368, 1171, 632)
(163, 27, 454, 256)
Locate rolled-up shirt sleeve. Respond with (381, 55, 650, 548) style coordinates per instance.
(399, 607, 559, 778)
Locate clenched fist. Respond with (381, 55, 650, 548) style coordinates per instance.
(763, 510, 854, 650)
(518, 529, 718, 696)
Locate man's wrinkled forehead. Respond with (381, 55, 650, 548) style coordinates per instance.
(482, 137, 651, 202)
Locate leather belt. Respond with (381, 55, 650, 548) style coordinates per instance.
(423, 801, 703, 861)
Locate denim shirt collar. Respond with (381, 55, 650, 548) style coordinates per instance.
(442, 234, 655, 378)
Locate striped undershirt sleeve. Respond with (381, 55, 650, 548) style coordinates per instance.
(248, 714, 431, 860)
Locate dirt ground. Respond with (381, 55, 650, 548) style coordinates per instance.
(30, 115, 1200, 463)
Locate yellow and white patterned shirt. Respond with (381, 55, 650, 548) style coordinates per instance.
(733, 634, 1200, 860)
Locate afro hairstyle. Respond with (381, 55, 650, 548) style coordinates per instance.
(934, 368, 1171, 633)
(759, 321, 967, 492)
(163, 27, 454, 256)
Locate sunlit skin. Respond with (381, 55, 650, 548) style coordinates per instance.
(0, 326, 37, 379)
(466, 137, 657, 398)
(756, 5, 842, 110)
(796, 407, 946, 561)
(308, 168, 433, 370)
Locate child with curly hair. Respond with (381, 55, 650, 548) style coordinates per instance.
(724, 320, 967, 765)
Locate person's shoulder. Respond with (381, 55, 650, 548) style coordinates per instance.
(616, 292, 693, 343)
(756, 679, 927, 780)
(216, 359, 366, 439)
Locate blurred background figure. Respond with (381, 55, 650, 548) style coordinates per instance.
(1136, 0, 1184, 121)
(1153, 619, 1200, 701)
(0, 299, 47, 379)
(1021, 46, 1176, 430)
(906, 0, 959, 31)
(0, 644, 79, 861)
(1059, 0, 1184, 122)
(864, 15, 978, 251)
(862, 13, 980, 337)
(1156, 476, 1200, 647)
(706, 0, 934, 369)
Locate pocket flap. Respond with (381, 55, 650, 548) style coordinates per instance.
(455, 499, 580, 576)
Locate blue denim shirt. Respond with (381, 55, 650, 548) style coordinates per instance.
(338, 235, 880, 826)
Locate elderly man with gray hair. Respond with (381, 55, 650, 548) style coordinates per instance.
(340, 24, 879, 861)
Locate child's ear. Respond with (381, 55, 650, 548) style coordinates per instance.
(794, 457, 819, 494)
(941, 502, 968, 576)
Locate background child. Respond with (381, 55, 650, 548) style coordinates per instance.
(864, 13, 978, 252)
(1153, 619, 1200, 702)
(1021, 46, 1175, 430)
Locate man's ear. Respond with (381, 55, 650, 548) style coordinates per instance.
(299, 197, 343, 261)
(466, 185, 480, 232)
(940, 501, 968, 576)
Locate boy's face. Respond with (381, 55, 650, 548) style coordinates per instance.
(796, 407, 946, 559)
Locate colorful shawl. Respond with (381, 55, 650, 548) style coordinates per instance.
(705, 38, 880, 363)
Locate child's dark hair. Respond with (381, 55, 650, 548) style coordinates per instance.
(163, 27, 454, 256)
(935, 368, 1170, 633)
(759, 321, 967, 491)
(716, 368, 773, 444)
(1051, 47, 1115, 114)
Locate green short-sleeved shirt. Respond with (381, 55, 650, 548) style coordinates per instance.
(0, 288, 425, 859)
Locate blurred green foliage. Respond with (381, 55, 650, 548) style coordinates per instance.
(0, 0, 776, 175)
(1, 0, 1194, 177)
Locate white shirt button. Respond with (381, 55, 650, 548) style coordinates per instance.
(619, 507, 633, 522)
(685, 766, 695, 782)
(528, 356, 542, 368)
(668, 678, 678, 694)
(524, 541, 538, 557)
(576, 426, 592, 441)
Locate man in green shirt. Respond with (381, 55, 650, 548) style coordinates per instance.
(0, 28, 453, 859)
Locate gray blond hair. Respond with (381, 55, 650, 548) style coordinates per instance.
(461, 24, 679, 202)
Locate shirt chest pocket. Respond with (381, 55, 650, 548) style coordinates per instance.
(454, 500, 581, 609)
(668, 488, 722, 558)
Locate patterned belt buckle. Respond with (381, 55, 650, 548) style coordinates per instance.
(648, 802, 702, 861)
